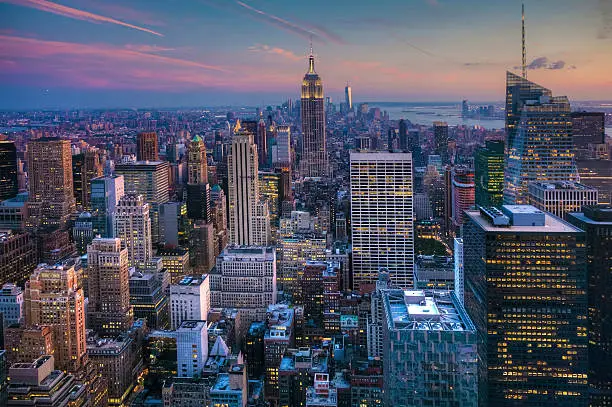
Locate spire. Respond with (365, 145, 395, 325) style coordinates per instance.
(308, 38, 316, 74)
(522, 2, 527, 79)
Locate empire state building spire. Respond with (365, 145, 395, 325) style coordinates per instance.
(301, 45, 327, 178)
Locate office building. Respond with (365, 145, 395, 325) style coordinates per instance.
(190, 220, 216, 273)
(0, 192, 28, 230)
(115, 160, 169, 243)
(0, 141, 18, 201)
(176, 320, 208, 378)
(464, 205, 588, 406)
(113, 194, 152, 267)
(345, 84, 352, 111)
(0, 283, 23, 326)
(87, 238, 133, 337)
(434, 121, 449, 164)
(453, 238, 464, 305)
(210, 365, 248, 407)
(567, 205, 612, 406)
(259, 170, 281, 227)
(186, 135, 211, 221)
(382, 290, 477, 407)
(301, 48, 327, 178)
(72, 150, 103, 210)
(576, 158, 612, 204)
(350, 152, 414, 291)
(245, 321, 265, 379)
(273, 125, 291, 167)
(6, 356, 90, 406)
(413, 255, 454, 290)
(279, 347, 330, 407)
(159, 201, 190, 247)
(4, 325, 54, 366)
(73, 211, 94, 255)
(528, 181, 598, 219)
(158, 247, 190, 284)
(211, 246, 276, 329)
(475, 140, 504, 207)
(278, 234, 326, 300)
(136, 131, 159, 161)
(129, 261, 169, 330)
(26, 138, 76, 230)
(91, 175, 125, 238)
(23, 260, 86, 372)
(210, 184, 228, 256)
(452, 166, 475, 228)
(504, 72, 577, 204)
(265, 304, 295, 402)
(350, 359, 383, 407)
(170, 275, 210, 330)
(571, 112, 606, 149)
(0, 230, 36, 286)
(228, 126, 270, 245)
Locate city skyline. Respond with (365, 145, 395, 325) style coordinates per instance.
(1, 0, 611, 109)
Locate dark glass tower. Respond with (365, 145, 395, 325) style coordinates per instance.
(434, 121, 449, 164)
(567, 205, 612, 407)
(464, 205, 588, 406)
(504, 72, 577, 204)
(475, 140, 505, 207)
(301, 48, 327, 178)
(0, 141, 18, 201)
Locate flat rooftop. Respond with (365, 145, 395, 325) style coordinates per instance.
(384, 290, 475, 332)
(466, 208, 582, 233)
(529, 181, 596, 191)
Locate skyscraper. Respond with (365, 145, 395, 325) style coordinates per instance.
(301, 48, 327, 178)
(90, 175, 125, 238)
(24, 260, 87, 372)
(528, 181, 598, 219)
(186, 135, 210, 221)
(26, 138, 76, 230)
(72, 150, 103, 210)
(113, 194, 153, 267)
(433, 121, 449, 164)
(504, 71, 577, 204)
(114, 160, 169, 244)
(87, 238, 134, 338)
(136, 131, 159, 161)
(176, 320, 208, 378)
(452, 166, 475, 228)
(350, 152, 414, 291)
(344, 83, 352, 111)
(567, 205, 612, 406)
(227, 126, 270, 245)
(0, 141, 18, 201)
(273, 125, 291, 167)
(474, 140, 505, 207)
(398, 119, 408, 151)
(464, 205, 588, 406)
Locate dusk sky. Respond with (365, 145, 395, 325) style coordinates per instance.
(1, 0, 611, 109)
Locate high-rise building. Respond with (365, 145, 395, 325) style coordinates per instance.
(264, 304, 294, 402)
(350, 152, 414, 291)
(273, 125, 291, 167)
(278, 233, 326, 300)
(345, 84, 353, 111)
(0, 141, 18, 201)
(158, 247, 190, 285)
(227, 126, 270, 245)
(115, 161, 169, 243)
(475, 140, 505, 207)
(0, 230, 36, 286)
(210, 365, 248, 407)
(528, 181, 598, 219)
(136, 131, 159, 161)
(567, 205, 612, 406)
(504, 72, 577, 204)
(0, 283, 23, 326)
(129, 264, 170, 330)
(382, 290, 477, 407)
(452, 166, 475, 228)
(23, 260, 87, 372)
(433, 121, 449, 164)
(301, 49, 327, 178)
(87, 238, 133, 338)
(176, 320, 208, 378)
(464, 205, 588, 406)
(73, 211, 94, 255)
(113, 194, 153, 267)
(190, 220, 216, 273)
(159, 201, 190, 247)
(453, 238, 464, 305)
(571, 112, 606, 149)
(210, 185, 228, 256)
(91, 175, 125, 238)
(210, 246, 276, 330)
(26, 138, 76, 230)
(170, 275, 210, 330)
(259, 170, 281, 227)
(72, 150, 103, 210)
(0, 192, 28, 230)
(186, 135, 211, 222)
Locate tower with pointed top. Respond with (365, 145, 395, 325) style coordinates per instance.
(301, 47, 327, 178)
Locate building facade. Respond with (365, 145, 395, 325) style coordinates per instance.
(113, 194, 153, 267)
(528, 181, 598, 219)
(301, 50, 327, 178)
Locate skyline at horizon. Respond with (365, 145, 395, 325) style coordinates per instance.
(1, 0, 611, 109)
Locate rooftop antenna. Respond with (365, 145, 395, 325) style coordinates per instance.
(522, 2, 527, 78)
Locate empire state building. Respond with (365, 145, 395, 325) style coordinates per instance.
(301, 48, 327, 178)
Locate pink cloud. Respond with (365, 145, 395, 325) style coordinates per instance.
(248, 44, 301, 61)
(3, 0, 163, 37)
